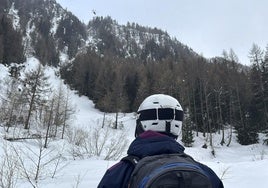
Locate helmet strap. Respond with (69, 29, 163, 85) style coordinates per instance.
(165, 121, 171, 133)
(135, 119, 144, 137)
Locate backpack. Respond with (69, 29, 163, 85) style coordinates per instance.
(122, 153, 212, 188)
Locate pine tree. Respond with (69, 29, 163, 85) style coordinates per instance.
(0, 15, 25, 65)
(181, 111, 194, 147)
(249, 44, 267, 131)
(262, 45, 268, 144)
(236, 125, 259, 145)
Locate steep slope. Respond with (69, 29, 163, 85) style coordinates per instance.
(86, 16, 198, 62)
(1, 0, 199, 66)
(1, 0, 87, 66)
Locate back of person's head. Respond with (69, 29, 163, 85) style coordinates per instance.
(135, 94, 183, 139)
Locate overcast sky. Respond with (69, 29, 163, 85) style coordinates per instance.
(56, 0, 268, 65)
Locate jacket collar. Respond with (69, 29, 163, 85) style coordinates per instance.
(127, 131, 185, 158)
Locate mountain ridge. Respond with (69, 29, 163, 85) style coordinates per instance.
(1, 0, 200, 66)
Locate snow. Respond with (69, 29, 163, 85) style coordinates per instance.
(0, 64, 9, 95)
(8, 3, 20, 30)
(0, 58, 268, 188)
(0, 64, 9, 80)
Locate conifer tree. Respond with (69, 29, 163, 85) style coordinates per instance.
(262, 45, 268, 144)
(181, 111, 194, 147)
(249, 44, 267, 131)
(0, 15, 25, 65)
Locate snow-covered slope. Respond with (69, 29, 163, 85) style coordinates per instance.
(0, 59, 268, 188)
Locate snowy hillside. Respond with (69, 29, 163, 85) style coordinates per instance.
(0, 59, 268, 188)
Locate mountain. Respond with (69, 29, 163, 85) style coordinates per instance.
(0, 0, 198, 66)
(0, 2, 268, 187)
(1, 0, 87, 66)
(1, 0, 203, 109)
(86, 16, 198, 62)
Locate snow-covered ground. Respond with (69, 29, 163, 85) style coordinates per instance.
(1, 59, 268, 188)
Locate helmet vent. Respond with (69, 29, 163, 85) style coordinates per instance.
(152, 122, 158, 125)
(153, 101, 159, 104)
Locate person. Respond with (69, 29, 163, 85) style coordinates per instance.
(98, 94, 224, 188)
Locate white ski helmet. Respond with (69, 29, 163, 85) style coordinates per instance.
(135, 94, 183, 139)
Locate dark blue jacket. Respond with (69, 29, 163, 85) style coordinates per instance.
(98, 131, 224, 188)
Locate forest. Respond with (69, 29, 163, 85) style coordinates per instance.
(60, 44, 268, 146)
(0, 0, 267, 147)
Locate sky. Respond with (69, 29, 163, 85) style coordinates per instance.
(56, 0, 268, 66)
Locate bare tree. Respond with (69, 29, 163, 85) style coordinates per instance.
(22, 64, 51, 130)
(214, 87, 225, 145)
(44, 98, 55, 148)
(0, 143, 19, 188)
(61, 87, 74, 139)
(66, 123, 128, 160)
(0, 77, 23, 133)
(12, 139, 66, 188)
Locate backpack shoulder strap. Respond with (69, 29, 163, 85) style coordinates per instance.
(121, 153, 194, 167)
(121, 155, 140, 166)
